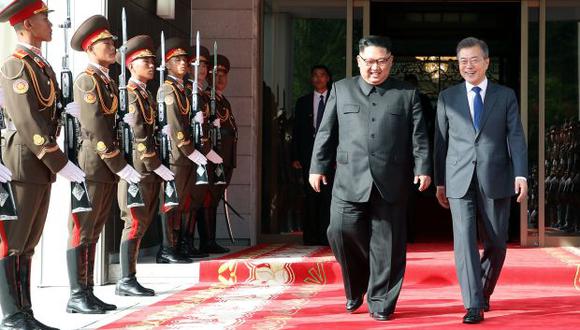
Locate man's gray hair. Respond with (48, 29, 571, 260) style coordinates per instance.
(456, 37, 489, 58)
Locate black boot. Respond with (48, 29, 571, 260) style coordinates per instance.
(178, 210, 209, 259)
(199, 207, 230, 254)
(86, 243, 116, 311)
(18, 256, 59, 330)
(157, 211, 191, 264)
(116, 239, 154, 297)
(0, 256, 36, 330)
(66, 245, 105, 314)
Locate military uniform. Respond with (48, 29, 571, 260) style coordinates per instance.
(66, 15, 123, 314)
(175, 45, 213, 259)
(116, 35, 164, 297)
(156, 40, 207, 263)
(199, 54, 237, 254)
(0, 1, 66, 329)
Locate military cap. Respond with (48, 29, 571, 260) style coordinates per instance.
(70, 15, 116, 52)
(158, 37, 189, 62)
(210, 54, 230, 73)
(0, 0, 52, 26)
(189, 45, 210, 63)
(116, 35, 155, 67)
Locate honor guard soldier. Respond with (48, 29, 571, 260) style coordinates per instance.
(177, 43, 220, 259)
(65, 15, 135, 314)
(0, 1, 86, 329)
(116, 35, 175, 296)
(200, 54, 237, 254)
(156, 39, 214, 263)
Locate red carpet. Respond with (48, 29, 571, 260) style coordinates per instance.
(100, 244, 580, 329)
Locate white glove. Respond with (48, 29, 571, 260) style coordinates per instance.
(57, 161, 86, 183)
(123, 112, 137, 127)
(206, 150, 223, 164)
(153, 164, 174, 181)
(212, 118, 221, 128)
(0, 87, 4, 108)
(65, 102, 81, 119)
(116, 164, 142, 184)
(0, 164, 12, 183)
(162, 124, 171, 136)
(187, 150, 207, 166)
(193, 111, 204, 124)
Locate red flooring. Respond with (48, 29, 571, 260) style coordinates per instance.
(100, 244, 580, 329)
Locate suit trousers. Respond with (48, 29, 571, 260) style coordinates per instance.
(448, 172, 510, 309)
(0, 182, 51, 258)
(302, 170, 331, 245)
(68, 181, 116, 249)
(328, 186, 407, 314)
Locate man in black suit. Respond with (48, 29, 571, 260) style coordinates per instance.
(310, 36, 431, 321)
(291, 65, 332, 245)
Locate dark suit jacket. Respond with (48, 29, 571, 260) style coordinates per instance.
(291, 92, 329, 169)
(434, 81, 528, 199)
(310, 76, 431, 203)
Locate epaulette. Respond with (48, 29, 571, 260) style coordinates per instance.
(12, 49, 29, 59)
(85, 67, 96, 75)
(127, 84, 137, 92)
(164, 80, 174, 85)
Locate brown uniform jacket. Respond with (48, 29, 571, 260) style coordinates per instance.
(160, 77, 196, 166)
(128, 80, 161, 183)
(0, 46, 67, 184)
(75, 65, 126, 183)
(214, 93, 237, 169)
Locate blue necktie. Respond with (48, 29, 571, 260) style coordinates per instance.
(472, 86, 483, 130)
(316, 94, 325, 131)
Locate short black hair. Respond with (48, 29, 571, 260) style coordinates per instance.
(456, 37, 489, 58)
(311, 65, 331, 77)
(358, 36, 392, 53)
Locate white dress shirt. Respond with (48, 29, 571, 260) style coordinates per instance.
(313, 90, 328, 128)
(465, 78, 488, 123)
(465, 78, 526, 182)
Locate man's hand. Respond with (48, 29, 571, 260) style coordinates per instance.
(309, 174, 327, 193)
(291, 160, 302, 170)
(515, 178, 528, 203)
(414, 175, 431, 192)
(436, 185, 449, 209)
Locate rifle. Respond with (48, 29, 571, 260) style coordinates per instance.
(209, 42, 226, 185)
(60, 0, 92, 213)
(156, 31, 179, 209)
(191, 31, 208, 185)
(118, 7, 145, 208)
(0, 109, 17, 221)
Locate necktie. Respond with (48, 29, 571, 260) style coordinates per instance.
(472, 86, 483, 130)
(316, 94, 325, 131)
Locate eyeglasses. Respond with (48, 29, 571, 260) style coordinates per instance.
(358, 54, 392, 67)
(458, 57, 485, 66)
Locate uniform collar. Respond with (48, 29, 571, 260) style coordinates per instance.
(17, 41, 43, 58)
(358, 76, 389, 96)
(129, 77, 147, 92)
(89, 62, 110, 80)
(168, 75, 185, 89)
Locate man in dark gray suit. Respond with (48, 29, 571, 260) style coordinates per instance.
(434, 37, 528, 324)
(309, 36, 431, 321)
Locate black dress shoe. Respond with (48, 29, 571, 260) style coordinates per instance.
(484, 297, 490, 312)
(463, 308, 484, 324)
(370, 311, 392, 321)
(1, 312, 38, 330)
(116, 277, 155, 297)
(345, 296, 363, 313)
(156, 247, 192, 264)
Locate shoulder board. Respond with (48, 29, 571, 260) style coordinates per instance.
(127, 85, 137, 92)
(12, 49, 29, 59)
(85, 68, 96, 75)
(164, 80, 174, 85)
